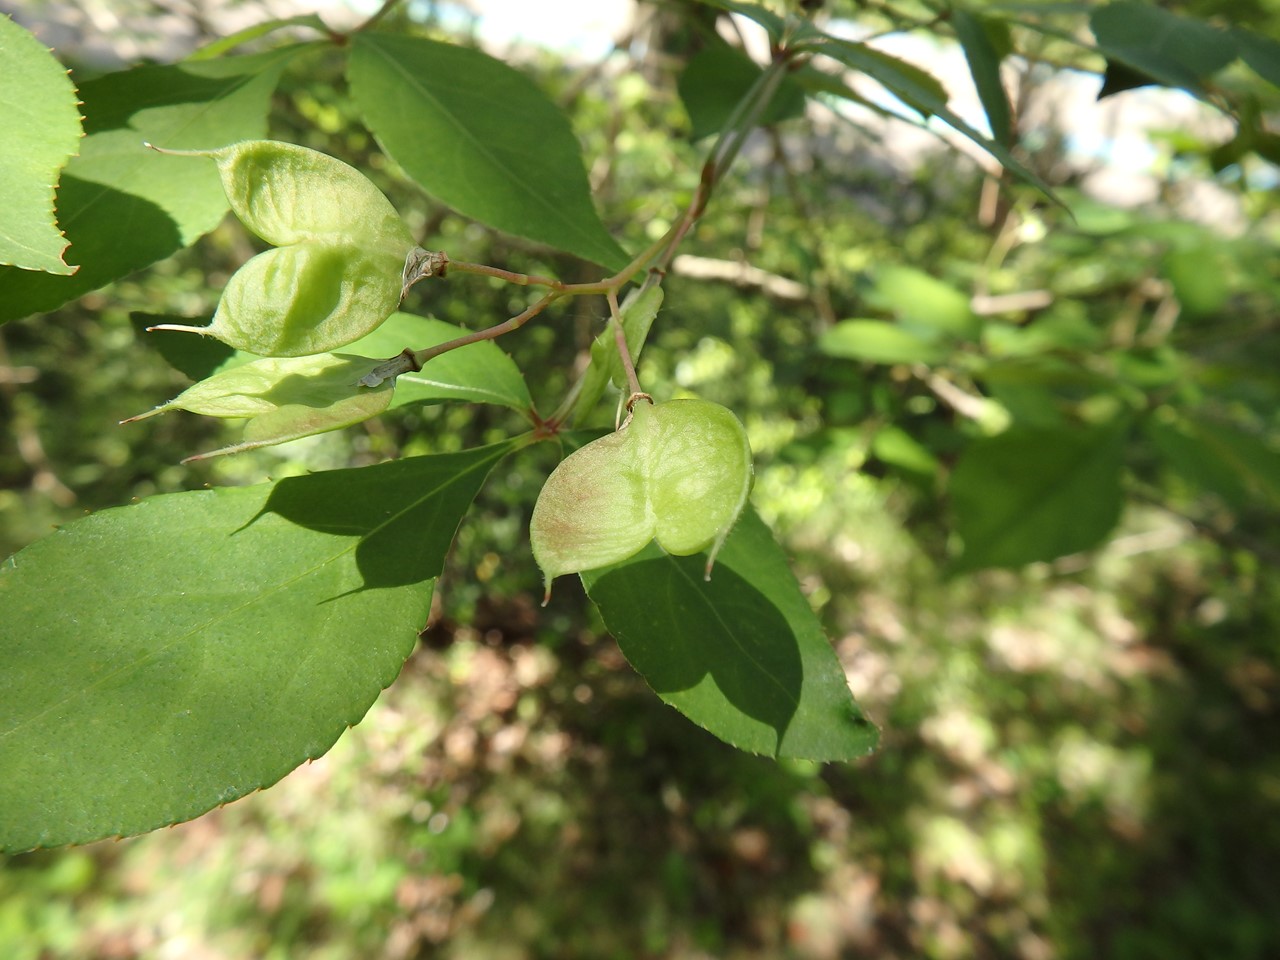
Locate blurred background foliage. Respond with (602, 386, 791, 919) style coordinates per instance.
(2, 0, 1280, 957)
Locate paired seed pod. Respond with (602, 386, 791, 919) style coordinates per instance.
(151, 140, 415, 357)
(124, 353, 395, 461)
(530, 398, 753, 600)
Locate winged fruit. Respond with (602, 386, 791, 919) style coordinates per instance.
(150, 140, 415, 356)
(530, 399, 753, 599)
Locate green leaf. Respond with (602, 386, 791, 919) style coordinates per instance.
(678, 42, 807, 141)
(0, 15, 82, 275)
(1146, 415, 1249, 509)
(950, 420, 1129, 571)
(593, 284, 665, 389)
(0, 441, 517, 853)
(185, 14, 330, 61)
(1151, 413, 1280, 509)
(1235, 26, 1280, 89)
(581, 509, 878, 761)
(871, 425, 940, 478)
(125, 353, 396, 461)
(806, 36, 1057, 199)
(140, 311, 534, 414)
(693, 0, 788, 42)
(578, 285, 665, 417)
(0, 46, 305, 325)
(1090, 2, 1235, 97)
(868, 265, 980, 338)
(953, 10, 1012, 145)
(531, 400, 753, 592)
(348, 33, 627, 271)
(132, 313, 237, 382)
(348, 312, 533, 413)
(818, 320, 944, 364)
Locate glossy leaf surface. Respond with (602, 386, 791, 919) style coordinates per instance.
(950, 421, 1129, 571)
(348, 33, 627, 270)
(0, 47, 302, 324)
(581, 509, 878, 761)
(0, 14, 83, 274)
(0, 441, 516, 853)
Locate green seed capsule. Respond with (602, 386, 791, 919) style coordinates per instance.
(530, 399, 753, 599)
(150, 140, 414, 357)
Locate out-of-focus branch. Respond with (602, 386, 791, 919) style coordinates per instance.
(670, 254, 809, 301)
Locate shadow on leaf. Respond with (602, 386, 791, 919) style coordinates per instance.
(588, 549, 802, 755)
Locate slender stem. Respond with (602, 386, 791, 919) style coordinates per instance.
(409, 292, 561, 369)
(608, 289, 643, 397)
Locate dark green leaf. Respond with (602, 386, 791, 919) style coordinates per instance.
(1090, 2, 1235, 97)
(950, 420, 1129, 570)
(1186, 416, 1280, 507)
(1147, 415, 1249, 509)
(0, 46, 306, 324)
(0, 441, 517, 853)
(678, 42, 807, 140)
(581, 509, 878, 761)
(0, 14, 83, 275)
(693, 0, 787, 42)
(806, 36, 1056, 199)
(1097, 58, 1160, 99)
(1234, 26, 1280, 89)
(132, 313, 237, 381)
(348, 33, 627, 270)
(953, 10, 1013, 145)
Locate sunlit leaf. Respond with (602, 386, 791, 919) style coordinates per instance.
(0, 15, 82, 274)
(0, 46, 306, 324)
(0, 441, 518, 853)
(819, 320, 944, 365)
(350, 312, 533, 413)
(582, 509, 878, 761)
(348, 33, 627, 270)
